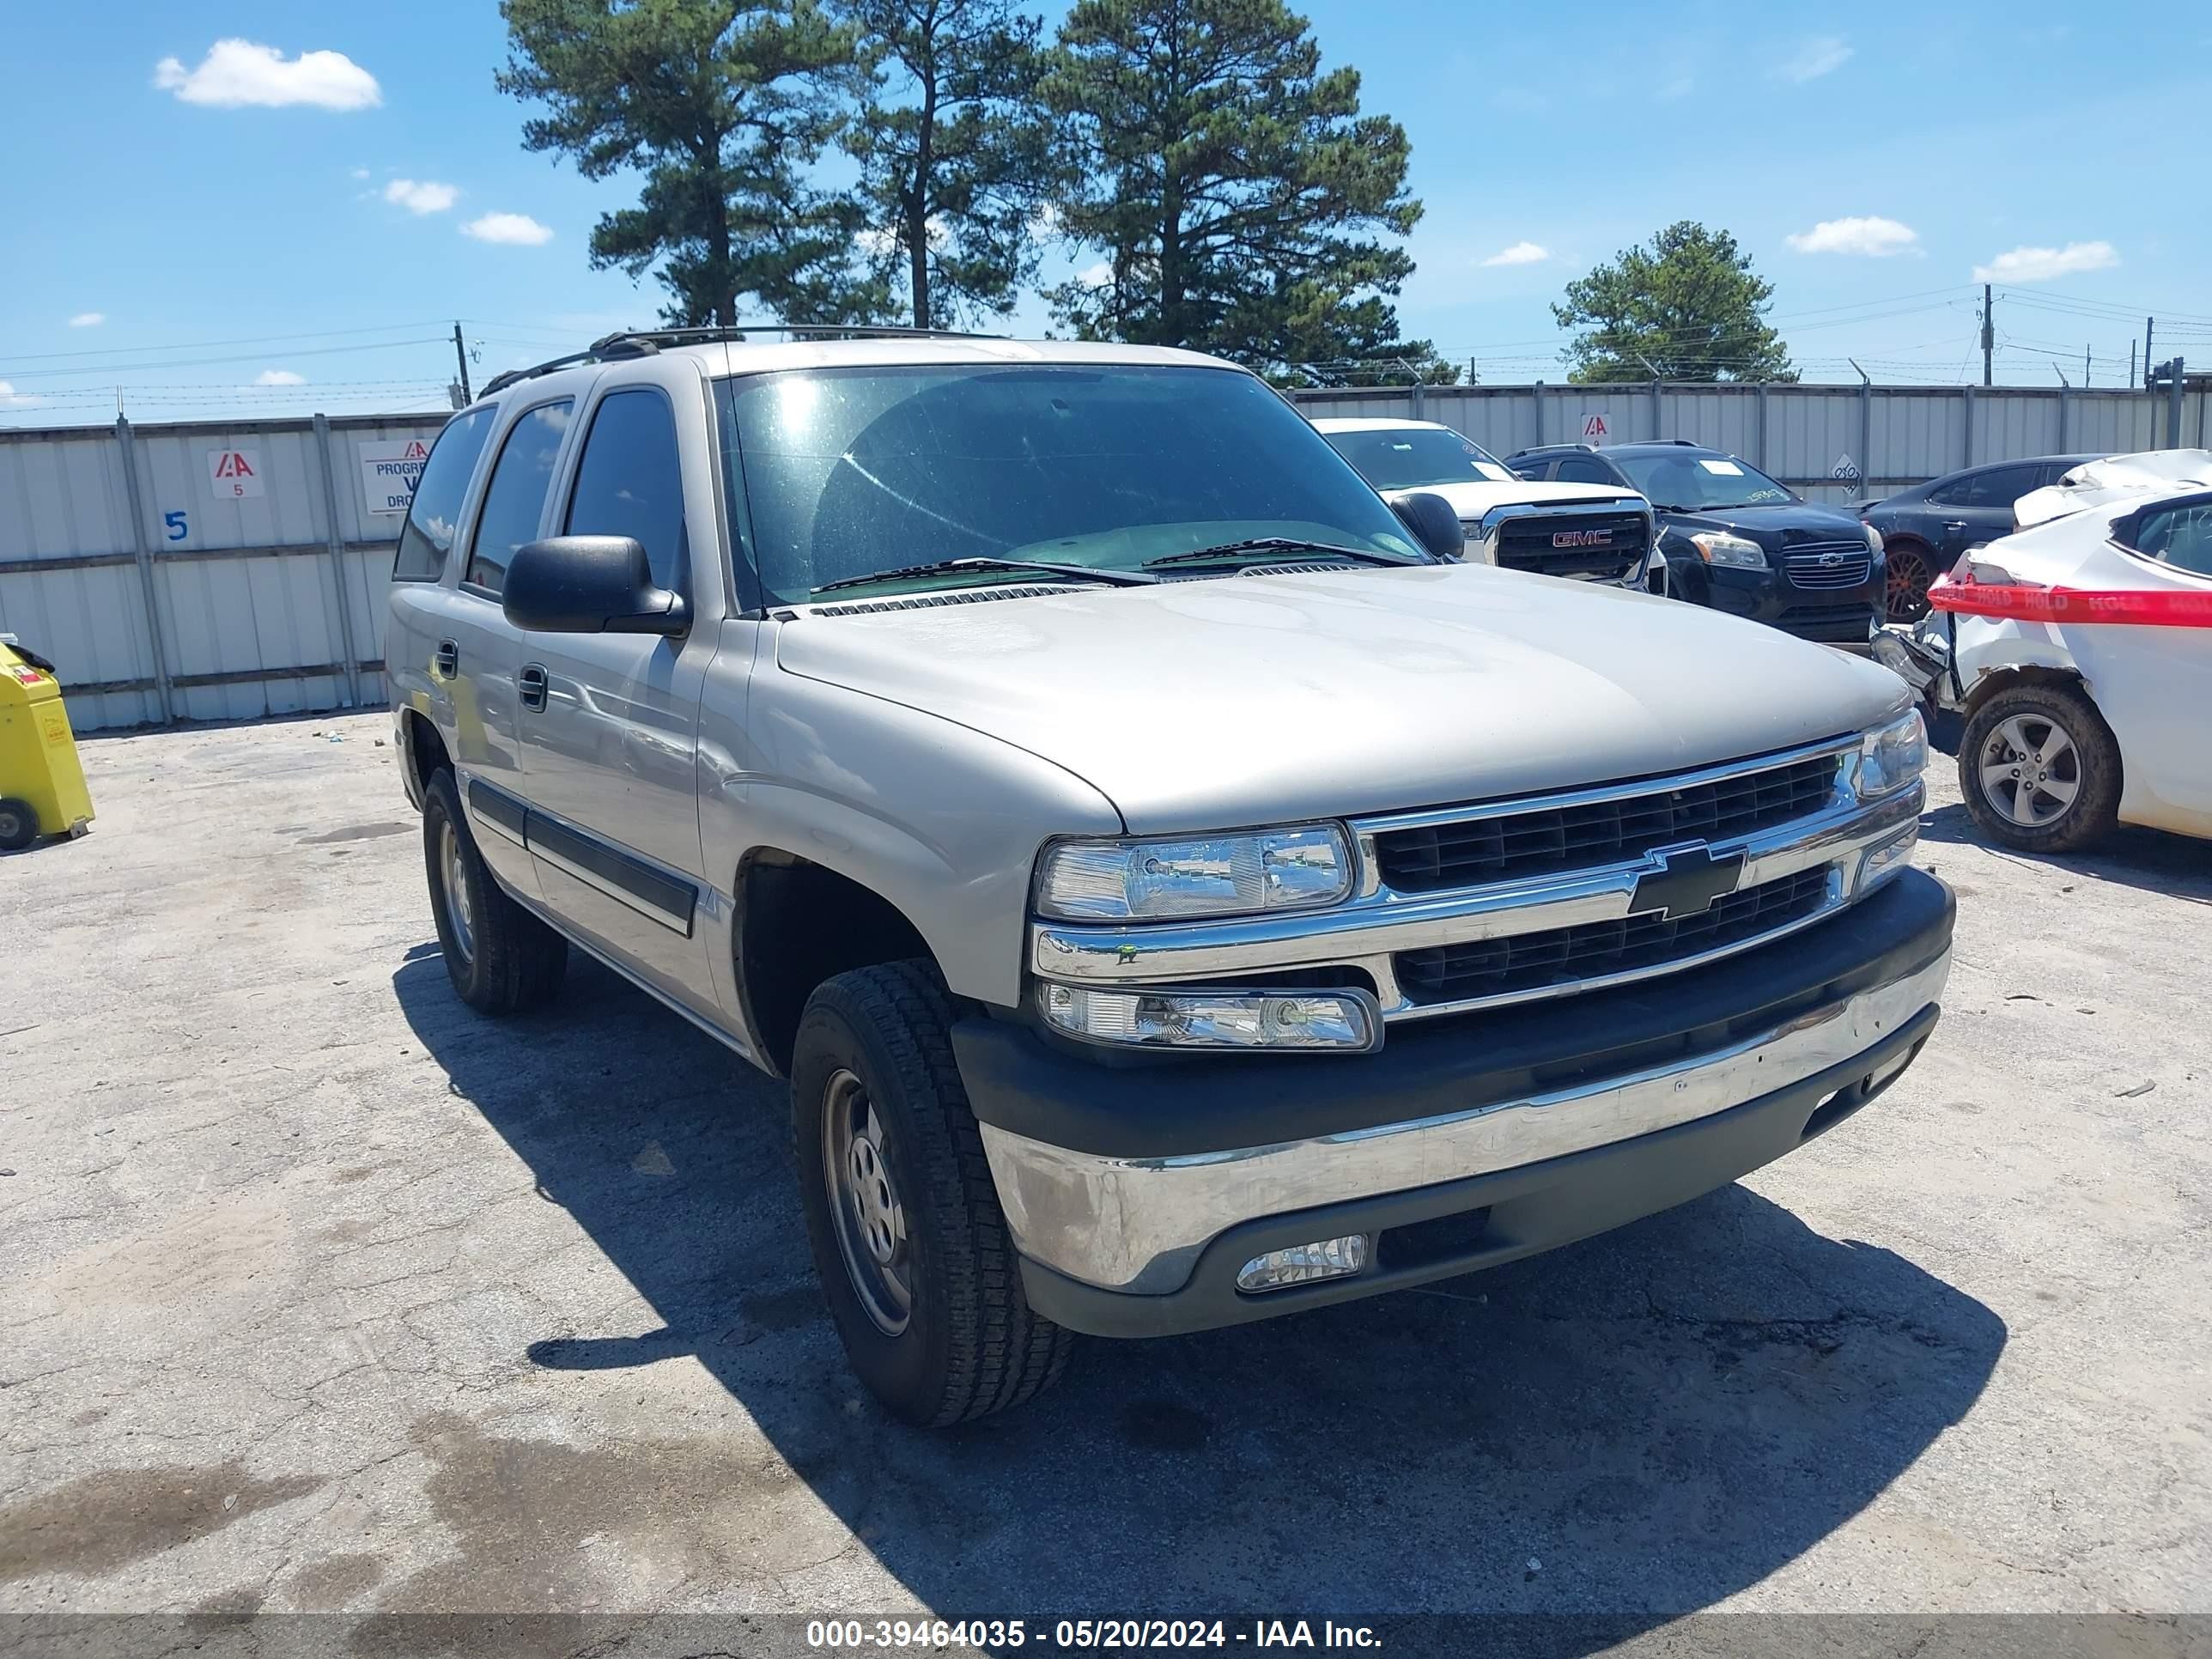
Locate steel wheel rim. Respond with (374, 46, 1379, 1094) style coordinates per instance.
(0, 806, 24, 843)
(1978, 711, 2083, 829)
(440, 820, 476, 965)
(1887, 549, 1931, 621)
(821, 1067, 911, 1336)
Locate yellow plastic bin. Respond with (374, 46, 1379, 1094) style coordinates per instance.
(0, 637, 95, 852)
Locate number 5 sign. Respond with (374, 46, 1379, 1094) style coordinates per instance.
(207, 449, 264, 500)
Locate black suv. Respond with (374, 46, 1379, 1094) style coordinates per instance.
(1862, 454, 2097, 621)
(1507, 441, 1886, 646)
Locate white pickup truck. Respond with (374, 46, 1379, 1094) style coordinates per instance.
(1311, 416, 1655, 586)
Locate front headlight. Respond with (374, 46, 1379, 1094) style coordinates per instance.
(1036, 824, 1353, 921)
(1863, 522, 1885, 553)
(1855, 708, 1929, 799)
(1461, 522, 1496, 564)
(1687, 530, 1769, 569)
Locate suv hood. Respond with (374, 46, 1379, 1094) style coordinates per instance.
(1383, 477, 1644, 518)
(1661, 501, 1868, 543)
(776, 566, 1906, 833)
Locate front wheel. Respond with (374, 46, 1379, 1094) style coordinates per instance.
(0, 797, 37, 853)
(1958, 684, 2122, 854)
(791, 962, 1073, 1425)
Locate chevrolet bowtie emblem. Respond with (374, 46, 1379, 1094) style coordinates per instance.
(1629, 843, 1745, 920)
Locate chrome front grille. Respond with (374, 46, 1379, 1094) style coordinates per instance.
(1393, 866, 1832, 1007)
(1784, 542, 1873, 588)
(1372, 751, 1840, 895)
(1030, 735, 1918, 1026)
(1486, 508, 1649, 581)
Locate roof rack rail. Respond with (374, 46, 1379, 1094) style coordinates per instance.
(471, 321, 1012, 401)
(1512, 441, 1596, 456)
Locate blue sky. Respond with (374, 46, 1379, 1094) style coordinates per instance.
(7, 0, 2209, 426)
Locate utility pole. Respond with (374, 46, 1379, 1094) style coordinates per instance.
(2086, 344, 2092, 387)
(2130, 341, 2136, 386)
(1981, 284, 1994, 386)
(2144, 318, 2154, 389)
(452, 321, 472, 404)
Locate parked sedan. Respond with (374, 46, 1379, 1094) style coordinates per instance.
(1507, 441, 1886, 647)
(1862, 454, 2098, 622)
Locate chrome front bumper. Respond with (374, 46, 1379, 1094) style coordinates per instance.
(980, 945, 1949, 1298)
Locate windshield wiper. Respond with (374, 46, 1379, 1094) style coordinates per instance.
(1142, 538, 1421, 570)
(811, 556, 1158, 596)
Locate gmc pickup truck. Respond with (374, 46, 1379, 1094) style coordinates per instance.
(388, 328, 1951, 1425)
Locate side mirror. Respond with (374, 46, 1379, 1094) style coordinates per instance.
(1391, 491, 1465, 562)
(502, 536, 688, 636)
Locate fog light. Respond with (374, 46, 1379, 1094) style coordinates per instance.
(1237, 1234, 1370, 1292)
(1038, 984, 1378, 1051)
(1856, 820, 1920, 894)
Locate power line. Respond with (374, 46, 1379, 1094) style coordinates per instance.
(0, 319, 454, 367)
(3, 337, 450, 382)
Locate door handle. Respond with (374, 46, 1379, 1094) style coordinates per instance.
(434, 639, 459, 679)
(1941, 520, 1969, 531)
(519, 663, 549, 713)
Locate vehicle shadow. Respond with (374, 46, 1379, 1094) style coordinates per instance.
(392, 950, 2006, 1634)
(1918, 801, 2212, 907)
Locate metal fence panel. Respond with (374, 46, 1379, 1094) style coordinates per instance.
(0, 411, 447, 732)
(1288, 380, 2176, 510)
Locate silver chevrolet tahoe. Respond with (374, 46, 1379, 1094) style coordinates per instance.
(388, 327, 1951, 1426)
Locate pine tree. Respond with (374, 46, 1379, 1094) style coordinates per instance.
(498, 0, 887, 326)
(1553, 222, 1796, 383)
(841, 0, 1054, 329)
(1040, 0, 1436, 377)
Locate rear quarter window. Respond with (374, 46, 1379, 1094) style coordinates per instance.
(392, 409, 495, 583)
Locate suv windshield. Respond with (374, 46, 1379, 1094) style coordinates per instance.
(1322, 427, 1517, 491)
(717, 364, 1423, 601)
(1613, 452, 1796, 512)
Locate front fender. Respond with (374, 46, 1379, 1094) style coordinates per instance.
(697, 647, 1124, 1012)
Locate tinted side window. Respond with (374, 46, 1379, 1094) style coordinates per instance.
(1924, 471, 1974, 507)
(1557, 456, 1616, 485)
(392, 410, 494, 582)
(564, 390, 687, 590)
(2131, 503, 2212, 576)
(1966, 465, 2039, 510)
(465, 401, 574, 594)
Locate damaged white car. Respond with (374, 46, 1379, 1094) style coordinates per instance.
(1875, 450, 2212, 851)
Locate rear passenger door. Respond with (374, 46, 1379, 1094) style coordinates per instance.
(1949, 464, 2039, 559)
(514, 367, 721, 1015)
(446, 397, 579, 896)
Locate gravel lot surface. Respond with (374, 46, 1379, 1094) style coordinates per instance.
(3, 708, 2207, 1640)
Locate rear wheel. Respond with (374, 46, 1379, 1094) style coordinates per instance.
(421, 770, 568, 1014)
(791, 962, 1073, 1425)
(1885, 542, 1936, 623)
(1958, 684, 2121, 854)
(0, 797, 37, 852)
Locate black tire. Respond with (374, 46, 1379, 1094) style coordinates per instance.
(0, 797, 36, 853)
(791, 961, 1073, 1425)
(421, 769, 568, 1015)
(1958, 684, 2122, 854)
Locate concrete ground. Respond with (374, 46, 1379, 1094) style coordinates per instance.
(2, 708, 2208, 1638)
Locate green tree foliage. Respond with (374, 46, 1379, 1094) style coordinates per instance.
(841, 0, 1054, 329)
(1039, 0, 1436, 377)
(498, 0, 885, 326)
(1553, 222, 1795, 384)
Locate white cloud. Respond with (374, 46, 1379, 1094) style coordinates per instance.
(1777, 35, 1852, 82)
(154, 40, 381, 110)
(252, 369, 307, 386)
(856, 217, 947, 257)
(1075, 260, 1114, 289)
(1027, 203, 1065, 240)
(460, 212, 554, 246)
(385, 178, 459, 215)
(1480, 241, 1550, 268)
(68, 311, 106, 328)
(1786, 216, 1920, 257)
(0, 381, 42, 410)
(1972, 240, 2119, 283)
(349, 166, 371, 181)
